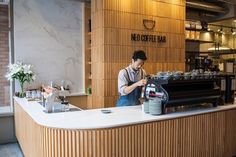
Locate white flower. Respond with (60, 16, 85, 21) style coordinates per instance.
(5, 61, 36, 84)
(11, 66, 21, 75)
(32, 74, 36, 81)
(23, 64, 33, 74)
(5, 73, 13, 81)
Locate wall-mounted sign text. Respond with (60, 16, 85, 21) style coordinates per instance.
(131, 33, 166, 43)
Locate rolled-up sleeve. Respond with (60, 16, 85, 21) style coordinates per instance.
(118, 69, 128, 95)
(142, 69, 147, 79)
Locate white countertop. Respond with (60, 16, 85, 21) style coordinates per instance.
(14, 97, 236, 130)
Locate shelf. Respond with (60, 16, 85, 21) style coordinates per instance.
(84, 6, 92, 91)
(186, 51, 209, 54)
(185, 28, 215, 33)
(186, 39, 214, 43)
(209, 51, 236, 56)
(185, 28, 202, 31)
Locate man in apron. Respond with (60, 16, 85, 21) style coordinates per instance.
(116, 50, 147, 106)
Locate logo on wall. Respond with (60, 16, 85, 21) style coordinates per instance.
(130, 19, 166, 43)
(143, 19, 156, 30)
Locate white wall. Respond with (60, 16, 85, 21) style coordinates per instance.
(14, 0, 85, 94)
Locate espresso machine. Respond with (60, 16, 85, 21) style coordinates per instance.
(217, 74, 235, 104)
(144, 72, 221, 114)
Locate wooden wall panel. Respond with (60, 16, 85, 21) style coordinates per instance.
(15, 101, 236, 157)
(103, 0, 185, 18)
(67, 95, 88, 109)
(92, 0, 185, 108)
(84, 3, 92, 90)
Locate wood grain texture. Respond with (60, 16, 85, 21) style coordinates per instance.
(14, 101, 44, 157)
(68, 4, 92, 110)
(67, 95, 88, 109)
(91, 0, 186, 108)
(84, 3, 92, 90)
(15, 101, 236, 157)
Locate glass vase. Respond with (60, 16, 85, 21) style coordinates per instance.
(19, 81, 26, 98)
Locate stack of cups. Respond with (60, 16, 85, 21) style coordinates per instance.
(148, 98, 162, 115)
(143, 100, 149, 113)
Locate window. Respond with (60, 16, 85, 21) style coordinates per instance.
(0, 0, 13, 114)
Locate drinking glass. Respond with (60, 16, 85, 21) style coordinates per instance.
(26, 91, 32, 99)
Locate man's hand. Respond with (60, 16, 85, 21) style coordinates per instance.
(136, 79, 147, 87)
(123, 79, 147, 95)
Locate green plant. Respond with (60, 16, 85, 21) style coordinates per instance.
(86, 86, 92, 95)
(5, 61, 36, 97)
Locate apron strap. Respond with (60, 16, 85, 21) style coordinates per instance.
(141, 69, 143, 79)
(124, 68, 131, 82)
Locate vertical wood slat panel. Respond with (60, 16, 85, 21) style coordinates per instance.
(15, 101, 236, 157)
(56, 129, 60, 157)
(95, 130, 99, 157)
(91, 0, 186, 108)
(51, 129, 55, 157)
(45, 128, 48, 157)
(54, 129, 57, 157)
(72, 131, 76, 157)
(80, 131, 84, 157)
(68, 130, 72, 157)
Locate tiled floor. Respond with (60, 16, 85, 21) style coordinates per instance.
(0, 143, 24, 157)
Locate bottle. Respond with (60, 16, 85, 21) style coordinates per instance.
(50, 81, 54, 88)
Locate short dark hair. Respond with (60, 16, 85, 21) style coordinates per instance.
(132, 50, 147, 61)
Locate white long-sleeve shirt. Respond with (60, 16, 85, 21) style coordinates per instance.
(118, 65, 146, 96)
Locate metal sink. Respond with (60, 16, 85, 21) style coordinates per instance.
(38, 102, 81, 113)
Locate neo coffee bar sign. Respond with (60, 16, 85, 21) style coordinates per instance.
(131, 19, 166, 43)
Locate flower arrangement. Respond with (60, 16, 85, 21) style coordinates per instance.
(5, 61, 36, 97)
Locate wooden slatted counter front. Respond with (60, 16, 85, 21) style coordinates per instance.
(14, 97, 236, 157)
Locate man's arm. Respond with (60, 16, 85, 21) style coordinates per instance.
(123, 79, 147, 95)
(118, 69, 147, 95)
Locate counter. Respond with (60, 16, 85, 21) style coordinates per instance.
(14, 97, 236, 157)
(14, 97, 236, 129)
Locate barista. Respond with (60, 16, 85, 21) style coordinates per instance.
(116, 50, 147, 106)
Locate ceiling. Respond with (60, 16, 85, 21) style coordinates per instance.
(210, 19, 236, 28)
(208, 18, 236, 35)
(186, 0, 236, 23)
(76, 0, 236, 4)
(217, 0, 236, 4)
(74, 0, 236, 29)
